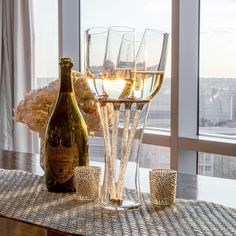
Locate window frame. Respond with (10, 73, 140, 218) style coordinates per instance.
(58, 0, 236, 175)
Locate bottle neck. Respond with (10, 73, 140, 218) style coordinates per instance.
(59, 67, 73, 93)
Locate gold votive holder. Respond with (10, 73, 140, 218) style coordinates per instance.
(74, 166, 101, 201)
(149, 169, 177, 207)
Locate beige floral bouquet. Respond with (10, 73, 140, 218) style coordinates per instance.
(14, 71, 110, 140)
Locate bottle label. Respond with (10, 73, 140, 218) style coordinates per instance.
(47, 143, 79, 184)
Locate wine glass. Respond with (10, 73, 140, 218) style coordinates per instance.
(116, 29, 169, 200)
(84, 27, 108, 98)
(101, 26, 136, 201)
(133, 29, 169, 100)
(103, 26, 135, 100)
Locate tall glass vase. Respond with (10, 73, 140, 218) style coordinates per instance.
(84, 27, 169, 211)
(98, 100, 150, 211)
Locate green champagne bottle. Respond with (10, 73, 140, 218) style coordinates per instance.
(45, 58, 89, 192)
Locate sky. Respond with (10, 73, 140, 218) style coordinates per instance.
(34, 0, 58, 82)
(33, 0, 236, 80)
(200, 0, 236, 78)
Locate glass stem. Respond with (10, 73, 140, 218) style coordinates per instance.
(110, 102, 120, 200)
(116, 102, 145, 200)
(116, 103, 131, 199)
(98, 102, 116, 200)
(121, 103, 132, 158)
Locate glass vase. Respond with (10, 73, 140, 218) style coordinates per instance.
(98, 100, 150, 211)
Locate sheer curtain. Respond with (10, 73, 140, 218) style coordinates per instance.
(0, 0, 34, 152)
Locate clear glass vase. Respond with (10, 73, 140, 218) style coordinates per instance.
(98, 100, 150, 211)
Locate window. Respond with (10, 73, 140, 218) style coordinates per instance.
(199, 0, 236, 139)
(198, 0, 236, 178)
(198, 152, 236, 180)
(59, 0, 236, 178)
(139, 145, 170, 169)
(33, 0, 59, 89)
(32, 0, 58, 153)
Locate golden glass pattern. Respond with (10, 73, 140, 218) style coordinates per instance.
(149, 169, 177, 207)
(74, 166, 101, 201)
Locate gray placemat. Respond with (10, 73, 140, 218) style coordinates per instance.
(0, 169, 236, 236)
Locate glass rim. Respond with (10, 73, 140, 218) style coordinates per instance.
(108, 26, 135, 32)
(144, 28, 169, 36)
(85, 27, 108, 35)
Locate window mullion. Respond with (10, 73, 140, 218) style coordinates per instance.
(171, 0, 180, 170)
(58, 0, 81, 70)
(171, 0, 200, 174)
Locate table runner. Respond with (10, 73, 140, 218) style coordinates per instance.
(0, 169, 236, 236)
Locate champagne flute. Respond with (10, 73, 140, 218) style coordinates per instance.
(103, 26, 135, 200)
(84, 26, 135, 100)
(85, 27, 112, 197)
(85, 26, 136, 202)
(122, 29, 169, 171)
(103, 26, 135, 100)
(133, 28, 169, 100)
(84, 27, 108, 99)
(116, 29, 169, 199)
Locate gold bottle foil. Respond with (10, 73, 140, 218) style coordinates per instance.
(47, 143, 79, 184)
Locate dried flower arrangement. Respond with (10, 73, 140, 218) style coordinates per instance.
(13, 71, 113, 169)
(14, 71, 111, 140)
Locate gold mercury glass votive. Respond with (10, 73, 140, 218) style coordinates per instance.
(149, 169, 177, 207)
(74, 166, 101, 201)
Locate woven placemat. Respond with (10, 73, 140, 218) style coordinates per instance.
(0, 169, 236, 236)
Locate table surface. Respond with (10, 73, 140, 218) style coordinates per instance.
(0, 149, 236, 236)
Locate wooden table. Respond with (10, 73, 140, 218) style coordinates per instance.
(0, 149, 236, 236)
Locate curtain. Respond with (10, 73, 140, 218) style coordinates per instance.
(0, 0, 34, 153)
